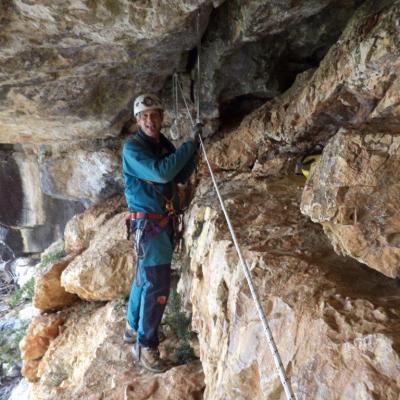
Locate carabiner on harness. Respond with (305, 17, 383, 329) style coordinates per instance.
(165, 198, 175, 214)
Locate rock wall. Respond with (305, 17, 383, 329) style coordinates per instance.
(0, 0, 366, 144)
(301, 122, 400, 278)
(206, 0, 400, 276)
(0, 146, 85, 255)
(178, 1, 400, 398)
(0, 0, 213, 144)
(199, 0, 364, 120)
(0, 0, 379, 256)
(183, 175, 400, 399)
(0, 139, 125, 255)
(0, 148, 84, 256)
(222, 0, 400, 151)
(4, 0, 400, 399)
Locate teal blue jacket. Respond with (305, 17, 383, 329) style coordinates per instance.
(122, 130, 196, 213)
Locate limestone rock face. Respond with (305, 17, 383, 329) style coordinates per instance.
(183, 175, 400, 400)
(31, 301, 204, 400)
(237, 1, 400, 148)
(205, 0, 400, 175)
(0, 0, 212, 144)
(124, 362, 205, 400)
(4, 2, 400, 400)
(0, 0, 366, 144)
(64, 195, 126, 253)
(33, 253, 79, 311)
(39, 145, 123, 204)
(0, 146, 84, 255)
(205, 114, 296, 175)
(300, 122, 400, 278)
(199, 0, 363, 119)
(20, 314, 65, 382)
(0, 141, 123, 256)
(61, 211, 134, 301)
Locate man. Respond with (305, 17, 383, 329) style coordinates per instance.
(122, 93, 198, 373)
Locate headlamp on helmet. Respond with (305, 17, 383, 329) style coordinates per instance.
(133, 94, 163, 117)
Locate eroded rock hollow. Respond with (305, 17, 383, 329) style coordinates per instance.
(1, 0, 400, 399)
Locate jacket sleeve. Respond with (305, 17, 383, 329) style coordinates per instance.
(123, 139, 196, 184)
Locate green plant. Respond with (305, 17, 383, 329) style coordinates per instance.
(164, 289, 192, 342)
(42, 361, 70, 388)
(0, 320, 29, 367)
(38, 250, 66, 271)
(23, 277, 35, 300)
(114, 296, 128, 311)
(163, 289, 197, 364)
(174, 343, 196, 364)
(9, 277, 35, 308)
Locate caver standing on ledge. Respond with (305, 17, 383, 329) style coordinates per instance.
(122, 93, 200, 373)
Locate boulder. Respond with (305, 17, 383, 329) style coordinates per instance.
(39, 147, 123, 204)
(61, 212, 134, 301)
(34, 253, 79, 311)
(20, 313, 65, 382)
(301, 121, 400, 278)
(64, 195, 126, 253)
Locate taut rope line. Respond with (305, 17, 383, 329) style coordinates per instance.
(171, 10, 297, 400)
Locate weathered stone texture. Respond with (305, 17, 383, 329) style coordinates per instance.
(0, 146, 84, 255)
(206, 0, 400, 175)
(183, 175, 400, 400)
(33, 253, 79, 311)
(61, 211, 134, 301)
(6, 1, 400, 400)
(124, 362, 205, 400)
(20, 314, 65, 382)
(0, 0, 212, 144)
(236, 1, 400, 148)
(39, 146, 123, 204)
(64, 194, 126, 253)
(199, 0, 364, 119)
(31, 301, 204, 400)
(301, 122, 400, 278)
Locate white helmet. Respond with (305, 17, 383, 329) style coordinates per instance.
(133, 94, 164, 117)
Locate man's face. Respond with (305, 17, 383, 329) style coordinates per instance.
(137, 109, 163, 139)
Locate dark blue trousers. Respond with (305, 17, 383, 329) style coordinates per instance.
(127, 219, 173, 348)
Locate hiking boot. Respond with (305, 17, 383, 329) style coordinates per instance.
(123, 323, 137, 344)
(132, 343, 168, 373)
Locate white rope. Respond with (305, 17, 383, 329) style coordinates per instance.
(174, 39, 297, 399)
(197, 135, 297, 400)
(173, 73, 178, 122)
(196, 10, 201, 123)
(172, 73, 181, 139)
(177, 78, 195, 127)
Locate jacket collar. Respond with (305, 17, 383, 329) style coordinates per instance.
(139, 128, 159, 141)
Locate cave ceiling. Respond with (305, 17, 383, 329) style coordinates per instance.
(0, 0, 365, 144)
